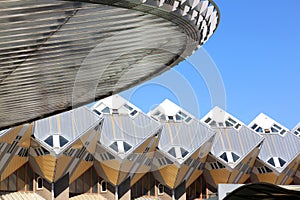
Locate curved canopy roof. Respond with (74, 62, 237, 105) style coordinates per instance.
(223, 183, 300, 200)
(0, 0, 219, 130)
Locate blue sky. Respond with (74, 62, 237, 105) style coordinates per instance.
(122, 0, 300, 129)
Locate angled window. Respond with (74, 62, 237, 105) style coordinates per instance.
(180, 147, 189, 158)
(123, 141, 132, 153)
(175, 114, 183, 121)
(102, 107, 110, 114)
(220, 152, 228, 162)
(44, 135, 69, 148)
(109, 141, 118, 152)
(44, 136, 53, 147)
(251, 124, 258, 130)
(168, 147, 176, 158)
(220, 152, 240, 163)
(231, 152, 240, 162)
(205, 117, 211, 124)
(267, 158, 275, 167)
(59, 136, 68, 147)
(93, 109, 101, 115)
(185, 117, 192, 123)
(278, 157, 286, 167)
(210, 120, 217, 127)
(123, 104, 133, 111)
(225, 121, 233, 127)
(129, 110, 138, 117)
(109, 141, 132, 153)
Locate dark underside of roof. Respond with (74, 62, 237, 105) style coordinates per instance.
(223, 183, 300, 200)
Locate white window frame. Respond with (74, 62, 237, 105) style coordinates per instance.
(100, 180, 107, 193)
(36, 177, 43, 190)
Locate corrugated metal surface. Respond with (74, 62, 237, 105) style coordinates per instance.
(258, 133, 300, 173)
(211, 126, 264, 168)
(0, 0, 220, 130)
(34, 106, 100, 142)
(100, 112, 161, 148)
(159, 119, 214, 154)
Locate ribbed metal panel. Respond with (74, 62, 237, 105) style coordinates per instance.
(159, 119, 214, 156)
(211, 126, 264, 168)
(258, 133, 300, 173)
(34, 106, 100, 142)
(100, 113, 161, 148)
(0, 0, 220, 130)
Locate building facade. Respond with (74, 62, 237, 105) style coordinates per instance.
(0, 95, 299, 200)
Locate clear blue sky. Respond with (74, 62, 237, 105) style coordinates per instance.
(121, 0, 300, 129)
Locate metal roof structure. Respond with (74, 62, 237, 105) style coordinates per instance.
(249, 114, 300, 185)
(92, 95, 162, 187)
(292, 123, 300, 138)
(30, 106, 102, 183)
(201, 107, 264, 189)
(148, 99, 215, 189)
(0, 0, 220, 130)
(0, 124, 32, 181)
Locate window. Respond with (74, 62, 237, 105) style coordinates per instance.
(34, 147, 50, 156)
(93, 109, 101, 115)
(267, 157, 286, 168)
(232, 152, 240, 162)
(100, 180, 107, 193)
(129, 110, 138, 117)
(257, 166, 272, 174)
(185, 117, 192, 123)
(278, 157, 286, 167)
(158, 184, 164, 195)
(220, 152, 228, 162)
(168, 147, 176, 157)
(37, 177, 43, 190)
(123, 104, 133, 111)
(123, 142, 132, 152)
(251, 124, 258, 130)
(168, 147, 189, 159)
(209, 120, 217, 127)
(102, 107, 110, 114)
(180, 147, 189, 158)
(18, 148, 28, 157)
(210, 161, 225, 170)
(44, 135, 69, 148)
(109, 141, 132, 153)
(220, 152, 240, 163)
(204, 117, 211, 123)
(110, 142, 118, 152)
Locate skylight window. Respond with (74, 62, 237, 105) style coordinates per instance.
(267, 157, 286, 168)
(109, 141, 132, 154)
(102, 107, 110, 114)
(220, 152, 240, 164)
(44, 135, 69, 148)
(168, 147, 189, 159)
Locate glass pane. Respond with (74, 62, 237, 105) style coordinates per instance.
(220, 152, 228, 162)
(267, 158, 275, 167)
(180, 147, 189, 158)
(102, 107, 110, 113)
(123, 142, 132, 152)
(110, 142, 118, 152)
(278, 158, 286, 167)
(231, 152, 240, 162)
(168, 147, 176, 157)
(44, 136, 53, 147)
(59, 136, 69, 147)
(175, 114, 183, 120)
